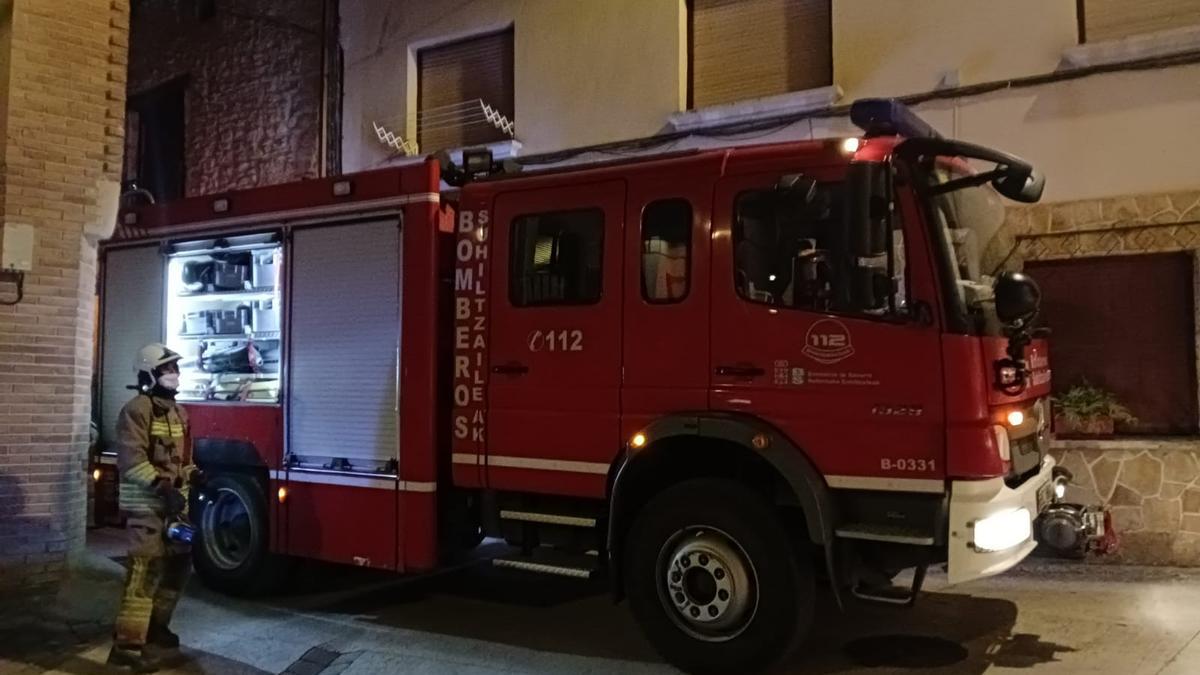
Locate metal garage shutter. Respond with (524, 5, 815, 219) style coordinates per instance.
(690, 0, 831, 109)
(288, 219, 400, 472)
(101, 245, 164, 446)
(417, 29, 514, 153)
(1084, 0, 1200, 42)
(1029, 253, 1198, 434)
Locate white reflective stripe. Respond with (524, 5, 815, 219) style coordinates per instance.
(268, 469, 437, 493)
(399, 481, 437, 493)
(826, 475, 946, 493)
(452, 453, 609, 476)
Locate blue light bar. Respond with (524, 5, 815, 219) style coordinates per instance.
(850, 99, 943, 140)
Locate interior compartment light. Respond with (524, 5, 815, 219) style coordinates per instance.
(973, 508, 1031, 552)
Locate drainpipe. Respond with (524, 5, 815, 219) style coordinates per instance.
(316, 0, 340, 177)
(318, 0, 331, 177)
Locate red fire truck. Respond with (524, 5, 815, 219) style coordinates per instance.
(94, 100, 1110, 673)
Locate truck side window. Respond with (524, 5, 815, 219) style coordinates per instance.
(510, 208, 604, 307)
(641, 199, 691, 303)
(732, 182, 906, 315)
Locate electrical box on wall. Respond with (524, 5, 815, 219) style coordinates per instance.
(1, 223, 34, 272)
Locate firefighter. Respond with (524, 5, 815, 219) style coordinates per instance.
(108, 343, 203, 672)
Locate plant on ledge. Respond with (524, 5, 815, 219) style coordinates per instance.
(1052, 381, 1137, 438)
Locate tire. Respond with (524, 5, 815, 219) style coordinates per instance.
(192, 473, 286, 596)
(625, 479, 814, 674)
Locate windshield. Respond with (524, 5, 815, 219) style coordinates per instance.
(923, 164, 1008, 334)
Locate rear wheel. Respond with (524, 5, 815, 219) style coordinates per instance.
(192, 473, 286, 595)
(625, 479, 814, 674)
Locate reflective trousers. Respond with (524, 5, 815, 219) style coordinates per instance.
(112, 512, 190, 648)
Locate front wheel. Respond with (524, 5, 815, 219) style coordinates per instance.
(192, 473, 286, 595)
(625, 479, 814, 674)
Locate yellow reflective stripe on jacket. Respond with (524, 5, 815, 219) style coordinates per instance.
(149, 421, 183, 438)
(124, 460, 159, 486)
(119, 480, 162, 513)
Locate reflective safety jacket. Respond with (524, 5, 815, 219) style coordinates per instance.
(115, 393, 192, 514)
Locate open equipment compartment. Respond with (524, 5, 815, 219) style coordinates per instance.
(164, 232, 283, 403)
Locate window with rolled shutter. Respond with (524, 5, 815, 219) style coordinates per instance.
(417, 29, 514, 153)
(1082, 0, 1200, 42)
(689, 0, 831, 109)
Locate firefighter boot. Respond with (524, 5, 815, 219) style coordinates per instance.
(106, 644, 161, 673)
(147, 622, 180, 649)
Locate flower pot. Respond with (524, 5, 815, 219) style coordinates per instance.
(1054, 414, 1114, 439)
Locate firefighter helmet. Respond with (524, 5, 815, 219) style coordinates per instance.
(134, 343, 182, 390)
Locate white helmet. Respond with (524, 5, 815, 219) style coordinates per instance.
(134, 343, 182, 389)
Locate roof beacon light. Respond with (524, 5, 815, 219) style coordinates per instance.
(850, 98, 943, 140)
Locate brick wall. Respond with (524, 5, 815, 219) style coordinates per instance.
(128, 0, 325, 197)
(0, 0, 130, 600)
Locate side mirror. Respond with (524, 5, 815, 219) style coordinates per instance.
(993, 168, 1045, 204)
(846, 162, 890, 258)
(994, 271, 1041, 327)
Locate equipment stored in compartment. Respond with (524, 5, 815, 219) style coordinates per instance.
(251, 250, 279, 289)
(212, 261, 249, 290)
(182, 311, 209, 335)
(200, 341, 262, 373)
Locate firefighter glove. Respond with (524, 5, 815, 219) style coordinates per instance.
(156, 481, 187, 516)
(187, 467, 207, 488)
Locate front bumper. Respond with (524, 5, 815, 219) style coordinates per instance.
(946, 457, 1055, 585)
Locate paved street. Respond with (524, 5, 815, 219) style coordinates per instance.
(4, 531, 1200, 674)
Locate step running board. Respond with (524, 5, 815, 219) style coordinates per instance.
(499, 510, 597, 528)
(493, 558, 594, 579)
(851, 564, 928, 607)
(835, 524, 935, 546)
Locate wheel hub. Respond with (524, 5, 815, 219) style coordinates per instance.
(200, 486, 255, 571)
(661, 528, 757, 641)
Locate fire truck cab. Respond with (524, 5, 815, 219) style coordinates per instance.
(95, 100, 1109, 673)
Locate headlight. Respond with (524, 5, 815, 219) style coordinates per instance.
(973, 508, 1032, 552)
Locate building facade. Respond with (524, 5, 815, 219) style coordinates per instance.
(343, 0, 1200, 564)
(0, 0, 130, 601)
(125, 0, 336, 200)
